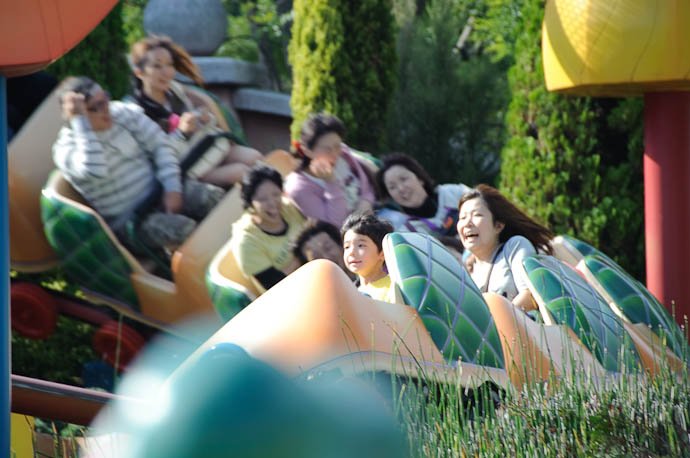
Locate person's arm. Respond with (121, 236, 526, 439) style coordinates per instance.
(253, 267, 286, 291)
(343, 146, 375, 204)
(376, 207, 409, 232)
(504, 236, 538, 310)
(120, 103, 182, 196)
(252, 256, 301, 290)
(53, 92, 109, 179)
(53, 117, 109, 179)
(285, 173, 349, 227)
(512, 289, 537, 311)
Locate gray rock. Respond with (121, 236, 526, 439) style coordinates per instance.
(232, 88, 291, 117)
(193, 57, 270, 87)
(143, 0, 228, 56)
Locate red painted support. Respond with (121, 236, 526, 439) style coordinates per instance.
(644, 92, 690, 328)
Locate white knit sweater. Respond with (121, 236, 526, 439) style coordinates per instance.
(53, 101, 182, 224)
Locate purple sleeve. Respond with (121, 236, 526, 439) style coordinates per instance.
(342, 147, 375, 203)
(284, 172, 349, 227)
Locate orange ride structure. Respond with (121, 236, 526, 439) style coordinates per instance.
(542, 0, 690, 324)
(0, 0, 119, 454)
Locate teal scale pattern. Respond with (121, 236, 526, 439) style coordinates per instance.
(384, 233, 505, 369)
(40, 188, 140, 309)
(561, 235, 686, 358)
(523, 255, 641, 373)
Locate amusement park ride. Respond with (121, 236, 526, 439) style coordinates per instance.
(0, 0, 689, 455)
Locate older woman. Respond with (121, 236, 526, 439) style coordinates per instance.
(457, 184, 553, 311)
(285, 113, 375, 228)
(376, 153, 470, 238)
(230, 165, 308, 293)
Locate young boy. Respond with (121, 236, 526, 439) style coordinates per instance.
(341, 213, 402, 304)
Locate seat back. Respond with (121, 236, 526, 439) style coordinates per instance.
(41, 171, 145, 309)
(383, 232, 506, 369)
(9, 89, 63, 271)
(206, 242, 258, 322)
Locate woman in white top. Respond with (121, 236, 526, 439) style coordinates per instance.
(457, 184, 554, 311)
(376, 153, 470, 238)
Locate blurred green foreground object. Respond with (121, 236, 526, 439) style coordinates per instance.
(97, 342, 406, 458)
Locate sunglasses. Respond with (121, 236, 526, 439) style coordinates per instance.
(86, 91, 111, 113)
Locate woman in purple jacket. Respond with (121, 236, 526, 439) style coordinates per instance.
(284, 113, 375, 228)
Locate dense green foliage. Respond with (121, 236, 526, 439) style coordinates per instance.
(289, 0, 397, 152)
(480, 0, 645, 280)
(288, 0, 344, 141)
(387, 0, 509, 185)
(122, 0, 147, 45)
(217, 0, 293, 92)
(46, 3, 130, 99)
(12, 317, 99, 386)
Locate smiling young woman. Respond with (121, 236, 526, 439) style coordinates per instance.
(457, 184, 553, 312)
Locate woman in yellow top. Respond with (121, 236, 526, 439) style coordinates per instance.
(230, 165, 308, 293)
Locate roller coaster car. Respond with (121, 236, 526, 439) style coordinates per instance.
(9, 84, 295, 368)
(201, 231, 687, 391)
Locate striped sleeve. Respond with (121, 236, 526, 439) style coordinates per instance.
(52, 116, 108, 179)
(113, 102, 182, 193)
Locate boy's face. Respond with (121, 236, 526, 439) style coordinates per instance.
(343, 230, 385, 279)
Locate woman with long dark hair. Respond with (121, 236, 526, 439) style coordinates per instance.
(129, 35, 262, 188)
(457, 184, 553, 311)
(376, 153, 470, 238)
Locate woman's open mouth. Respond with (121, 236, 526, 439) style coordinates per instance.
(463, 232, 478, 243)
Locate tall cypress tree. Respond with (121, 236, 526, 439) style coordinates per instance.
(289, 0, 396, 152)
(491, 0, 645, 279)
(289, 0, 346, 140)
(339, 0, 397, 152)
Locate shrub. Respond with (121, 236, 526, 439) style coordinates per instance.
(46, 3, 130, 99)
(387, 0, 509, 185)
(289, 0, 397, 152)
(217, 0, 294, 92)
(483, 0, 645, 280)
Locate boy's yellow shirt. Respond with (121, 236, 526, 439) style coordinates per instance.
(358, 275, 404, 304)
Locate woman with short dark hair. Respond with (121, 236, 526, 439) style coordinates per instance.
(285, 113, 376, 227)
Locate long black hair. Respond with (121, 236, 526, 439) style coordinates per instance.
(375, 153, 436, 200)
(458, 184, 554, 254)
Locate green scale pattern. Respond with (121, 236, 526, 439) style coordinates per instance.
(41, 185, 140, 309)
(206, 273, 252, 323)
(384, 232, 505, 369)
(562, 235, 687, 358)
(523, 255, 641, 373)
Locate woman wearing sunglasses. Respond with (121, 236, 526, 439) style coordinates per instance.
(53, 76, 224, 256)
